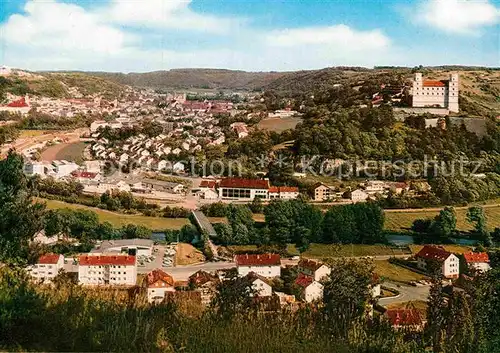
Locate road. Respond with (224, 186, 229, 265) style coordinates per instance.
(378, 281, 430, 305)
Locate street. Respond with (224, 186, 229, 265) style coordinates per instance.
(378, 282, 430, 305)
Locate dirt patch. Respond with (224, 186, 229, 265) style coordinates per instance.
(175, 243, 205, 265)
(41, 141, 87, 162)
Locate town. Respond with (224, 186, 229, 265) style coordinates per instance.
(0, 0, 499, 349)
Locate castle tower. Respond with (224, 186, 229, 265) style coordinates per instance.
(412, 73, 423, 107)
(447, 73, 459, 113)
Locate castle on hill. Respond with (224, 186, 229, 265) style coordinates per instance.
(411, 72, 459, 113)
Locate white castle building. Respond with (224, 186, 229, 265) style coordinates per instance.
(411, 73, 459, 113)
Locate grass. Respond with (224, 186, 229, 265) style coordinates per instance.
(374, 260, 428, 283)
(40, 198, 190, 230)
(257, 117, 302, 132)
(408, 244, 472, 255)
(54, 141, 87, 163)
(19, 130, 52, 138)
(384, 205, 500, 232)
(301, 244, 411, 259)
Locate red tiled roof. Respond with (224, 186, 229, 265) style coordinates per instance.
(295, 273, 314, 288)
(416, 245, 451, 262)
(199, 180, 217, 189)
(385, 309, 423, 326)
(235, 253, 281, 266)
(219, 177, 270, 189)
(146, 269, 174, 287)
(423, 80, 447, 87)
(279, 186, 299, 193)
(79, 255, 136, 266)
(71, 171, 98, 179)
(7, 97, 28, 107)
(189, 270, 218, 286)
(299, 259, 323, 272)
(268, 186, 279, 193)
(246, 271, 272, 286)
(463, 252, 489, 264)
(38, 253, 61, 264)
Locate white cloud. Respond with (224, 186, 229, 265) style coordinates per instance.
(103, 0, 242, 34)
(416, 0, 499, 34)
(1, 0, 129, 53)
(266, 25, 391, 50)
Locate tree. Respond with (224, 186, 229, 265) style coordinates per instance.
(467, 206, 491, 246)
(210, 268, 256, 320)
(426, 278, 446, 352)
(321, 259, 373, 339)
(430, 207, 457, 240)
(0, 152, 46, 263)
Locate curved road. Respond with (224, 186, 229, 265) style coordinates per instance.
(378, 281, 430, 305)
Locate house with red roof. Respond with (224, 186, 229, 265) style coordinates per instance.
(416, 245, 459, 279)
(145, 269, 175, 303)
(298, 259, 331, 282)
(295, 273, 324, 303)
(235, 253, 281, 278)
(385, 309, 424, 330)
(463, 252, 490, 272)
(78, 254, 137, 286)
(29, 253, 64, 283)
(189, 270, 220, 305)
(268, 186, 300, 200)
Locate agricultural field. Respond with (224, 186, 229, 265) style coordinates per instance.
(40, 198, 190, 230)
(19, 130, 52, 139)
(41, 141, 87, 163)
(384, 205, 500, 232)
(257, 116, 302, 132)
(374, 260, 428, 283)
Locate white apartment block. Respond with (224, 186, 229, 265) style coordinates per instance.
(78, 254, 137, 286)
(412, 73, 459, 113)
(29, 254, 65, 283)
(235, 254, 281, 278)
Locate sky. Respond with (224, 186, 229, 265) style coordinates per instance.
(0, 0, 498, 72)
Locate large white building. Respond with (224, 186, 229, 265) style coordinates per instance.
(29, 254, 65, 283)
(412, 73, 459, 113)
(235, 253, 281, 278)
(218, 177, 299, 201)
(78, 254, 137, 286)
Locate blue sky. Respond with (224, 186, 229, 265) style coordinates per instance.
(0, 0, 498, 72)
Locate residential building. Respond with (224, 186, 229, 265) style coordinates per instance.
(415, 246, 460, 279)
(235, 253, 281, 278)
(29, 253, 64, 283)
(312, 183, 335, 201)
(218, 178, 270, 200)
(463, 252, 490, 272)
(295, 273, 324, 303)
(412, 73, 459, 113)
(78, 254, 137, 286)
(189, 270, 220, 305)
(351, 189, 369, 202)
(298, 259, 331, 282)
(84, 160, 101, 174)
(145, 269, 175, 303)
(268, 186, 300, 200)
(246, 272, 273, 297)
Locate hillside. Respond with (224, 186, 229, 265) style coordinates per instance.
(89, 68, 287, 91)
(0, 70, 126, 101)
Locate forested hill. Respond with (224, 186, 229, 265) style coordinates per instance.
(88, 68, 287, 90)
